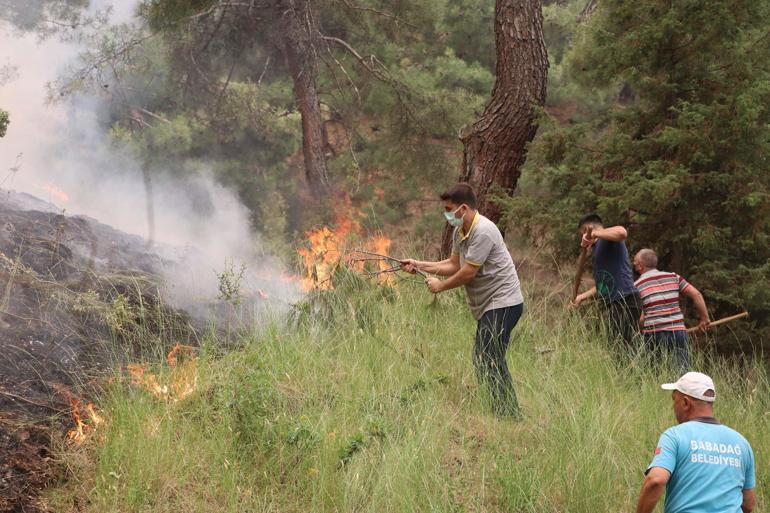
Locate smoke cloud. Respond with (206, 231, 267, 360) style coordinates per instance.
(0, 1, 302, 320)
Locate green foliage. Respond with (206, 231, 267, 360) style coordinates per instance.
(509, 0, 770, 345)
(63, 0, 508, 250)
(0, 0, 88, 32)
(216, 261, 246, 306)
(337, 432, 367, 468)
(0, 109, 8, 138)
(139, 0, 216, 31)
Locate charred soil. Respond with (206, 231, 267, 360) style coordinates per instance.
(0, 191, 193, 512)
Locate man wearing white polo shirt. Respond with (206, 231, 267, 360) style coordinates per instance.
(635, 372, 756, 513)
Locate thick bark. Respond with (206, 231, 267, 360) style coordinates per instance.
(442, 0, 548, 254)
(280, 0, 331, 197)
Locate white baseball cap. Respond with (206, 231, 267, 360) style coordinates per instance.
(661, 372, 716, 402)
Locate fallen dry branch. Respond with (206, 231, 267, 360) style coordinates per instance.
(349, 249, 428, 278)
(0, 388, 65, 413)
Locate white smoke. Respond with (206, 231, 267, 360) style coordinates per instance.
(0, 1, 303, 319)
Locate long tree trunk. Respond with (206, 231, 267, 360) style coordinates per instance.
(281, 0, 331, 197)
(442, 0, 547, 254)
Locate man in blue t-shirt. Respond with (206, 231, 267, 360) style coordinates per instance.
(570, 214, 642, 347)
(635, 372, 756, 513)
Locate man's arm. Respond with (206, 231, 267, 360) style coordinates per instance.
(742, 489, 756, 513)
(401, 253, 460, 277)
(426, 263, 479, 293)
(569, 286, 597, 309)
(682, 284, 710, 330)
(635, 467, 670, 513)
(592, 225, 628, 242)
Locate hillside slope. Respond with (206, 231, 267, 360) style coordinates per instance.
(44, 272, 769, 512)
(0, 190, 191, 511)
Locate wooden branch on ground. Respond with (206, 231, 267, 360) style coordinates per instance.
(0, 388, 65, 413)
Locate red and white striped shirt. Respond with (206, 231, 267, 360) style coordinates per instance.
(635, 269, 690, 333)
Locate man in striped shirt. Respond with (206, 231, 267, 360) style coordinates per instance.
(633, 249, 710, 370)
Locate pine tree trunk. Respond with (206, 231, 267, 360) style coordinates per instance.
(441, 0, 548, 254)
(281, 0, 331, 197)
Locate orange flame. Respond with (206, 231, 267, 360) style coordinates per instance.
(127, 344, 199, 402)
(67, 398, 85, 442)
(52, 384, 104, 443)
(86, 403, 104, 426)
(42, 182, 70, 203)
(297, 204, 394, 290)
(64, 395, 104, 444)
(367, 236, 395, 285)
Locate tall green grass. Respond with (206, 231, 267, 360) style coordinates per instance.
(46, 272, 769, 512)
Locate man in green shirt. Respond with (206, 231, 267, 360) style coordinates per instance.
(401, 183, 524, 417)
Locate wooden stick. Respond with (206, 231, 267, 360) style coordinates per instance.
(350, 249, 429, 278)
(571, 227, 592, 302)
(687, 312, 749, 333)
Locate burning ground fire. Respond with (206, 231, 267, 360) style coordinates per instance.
(297, 207, 395, 291)
(68, 399, 104, 443)
(53, 384, 104, 444)
(127, 343, 199, 403)
(58, 344, 198, 444)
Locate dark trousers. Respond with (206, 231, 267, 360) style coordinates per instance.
(606, 292, 642, 349)
(644, 330, 690, 372)
(473, 303, 523, 417)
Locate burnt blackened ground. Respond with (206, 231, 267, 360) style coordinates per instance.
(0, 190, 195, 512)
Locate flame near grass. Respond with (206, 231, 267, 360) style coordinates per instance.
(127, 343, 199, 403)
(56, 386, 104, 444)
(297, 206, 394, 291)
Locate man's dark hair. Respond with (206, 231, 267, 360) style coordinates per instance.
(440, 183, 477, 209)
(577, 213, 603, 229)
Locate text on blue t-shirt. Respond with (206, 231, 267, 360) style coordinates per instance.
(647, 419, 755, 513)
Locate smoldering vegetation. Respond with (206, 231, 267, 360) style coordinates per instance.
(0, 186, 300, 510)
(0, 186, 301, 406)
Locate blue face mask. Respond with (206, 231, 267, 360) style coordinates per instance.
(443, 206, 464, 227)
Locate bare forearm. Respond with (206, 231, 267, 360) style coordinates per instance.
(691, 291, 709, 322)
(593, 226, 627, 242)
(437, 267, 476, 292)
(417, 259, 459, 277)
(579, 287, 597, 301)
(742, 489, 755, 513)
(636, 481, 665, 513)
(570, 286, 597, 309)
